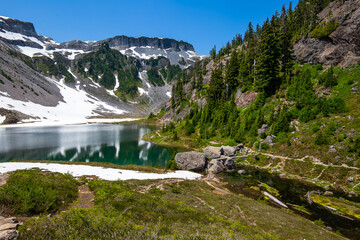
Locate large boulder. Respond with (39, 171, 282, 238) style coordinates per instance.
(203, 147, 222, 159)
(174, 151, 207, 172)
(221, 146, 236, 157)
(207, 159, 224, 174)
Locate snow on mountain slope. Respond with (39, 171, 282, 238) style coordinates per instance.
(0, 76, 126, 124)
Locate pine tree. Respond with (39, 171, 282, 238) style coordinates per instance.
(225, 50, 240, 99)
(254, 17, 281, 95)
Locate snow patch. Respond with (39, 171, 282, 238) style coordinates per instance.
(138, 87, 148, 96)
(0, 162, 202, 181)
(0, 116, 5, 124)
(166, 92, 172, 98)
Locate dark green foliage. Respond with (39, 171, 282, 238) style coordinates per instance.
(255, 18, 281, 95)
(0, 169, 78, 216)
(319, 66, 337, 87)
(99, 68, 116, 89)
(148, 112, 155, 119)
(147, 68, 164, 86)
(310, 21, 340, 39)
(166, 153, 179, 170)
(207, 68, 224, 107)
(33, 57, 75, 83)
(314, 131, 329, 145)
(323, 97, 346, 114)
(117, 66, 140, 97)
(272, 106, 291, 134)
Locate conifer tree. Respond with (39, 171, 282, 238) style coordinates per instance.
(225, 50, 240, 99)
(254, 17, 281, 95)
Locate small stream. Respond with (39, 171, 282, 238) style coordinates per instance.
(222, 165, 360, 240)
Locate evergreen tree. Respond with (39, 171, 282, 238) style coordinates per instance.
(254, 17, 281, 95)
(225, 50, 240, 99)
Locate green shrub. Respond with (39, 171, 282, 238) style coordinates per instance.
(261, 142, 270, 150)
(310, 123, 320, 133)
(314, 131, 329, 146)
(0, 169, 78, 215)
(318, 66, 337, 87)
(171, 187, 181, 194)
(310, 21, 340, 39)
(323, 97, 347, 114)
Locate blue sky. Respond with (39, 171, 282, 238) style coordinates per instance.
(2, 0, 298, 55)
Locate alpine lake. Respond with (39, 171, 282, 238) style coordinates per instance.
(0, 123, 176, 167)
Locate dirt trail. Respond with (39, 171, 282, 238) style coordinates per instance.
(250, 150, 360, 171)
(67, 184, 95, 210)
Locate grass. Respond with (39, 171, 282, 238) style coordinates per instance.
(310, 194, 360, 219)
(0, 169, 78, 216)
(18, 178, 343, 239)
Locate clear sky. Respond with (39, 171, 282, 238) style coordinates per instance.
(1, 0, 298, 55)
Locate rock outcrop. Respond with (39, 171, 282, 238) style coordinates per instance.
(174, 151, 207, 172)
(0, 217, 21, 240)
(294, 0, 360, 67)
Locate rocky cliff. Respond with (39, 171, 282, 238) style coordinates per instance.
(294, 0, 360, 67)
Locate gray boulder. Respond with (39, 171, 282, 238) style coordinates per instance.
(224, 158, 235, 170)
(175, 151, 207, 172)
(203, 147, 222, 159)
(238, 169, 247, 175)
(221, 146, 236, 157)
(207, 159, 224, 174)
(348, 177, 354, 182)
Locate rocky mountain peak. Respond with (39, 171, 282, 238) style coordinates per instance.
(0, 16, 37, 37)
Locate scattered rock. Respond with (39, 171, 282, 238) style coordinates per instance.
(352, 86, 358, 92)
(348, 177, 354, 183)
(203, 147, 222, 159)
(347, 115, 355, 121)
(328, 145, 337, 153)
(174, 151, 207, 172)
(238, 169, 247, 175)
(324, 191, 334, 197)
(346, 157, 355, 161)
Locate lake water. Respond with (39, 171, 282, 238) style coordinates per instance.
(0, 124, 175, 167)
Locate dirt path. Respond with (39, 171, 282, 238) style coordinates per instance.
(68, 184, 95, 210)
(250, 149, 360, 171)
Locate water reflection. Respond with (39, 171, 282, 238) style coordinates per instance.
(0, 124, 174, 167)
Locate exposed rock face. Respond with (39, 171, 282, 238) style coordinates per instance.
(294, 0, 360, 67)
(175, 151, 207, 172)
(235, 90, 258, 109)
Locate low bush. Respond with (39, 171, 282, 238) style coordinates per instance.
(0, 169, 78, 216)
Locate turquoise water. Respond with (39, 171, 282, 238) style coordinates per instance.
(0, 124, 175, 167)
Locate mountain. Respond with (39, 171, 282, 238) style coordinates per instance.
(0, 15, 205, 124)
